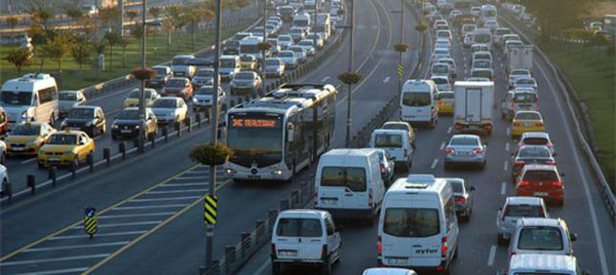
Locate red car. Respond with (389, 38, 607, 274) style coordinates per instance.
(516, 164, 564, 206)
(161, 77, 193, 101)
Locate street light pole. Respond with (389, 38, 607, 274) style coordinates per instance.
(345, 0, 355, 148)
(138, 0, 147, 153)
(261, 0, 267, 95)
(398, 0, 404, 100)
(206, 0, 222, 267)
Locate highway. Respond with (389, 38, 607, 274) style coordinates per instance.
(1, 1, 615, 275)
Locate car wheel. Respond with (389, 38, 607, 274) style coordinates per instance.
(479, 161, 486, 170)
(320, 257, 332, 275)
(272, 262, 282, 275)
(0, 152, 5, 165)
(497, 234, 507, 245)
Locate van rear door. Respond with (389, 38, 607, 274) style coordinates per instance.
(465, 88, 482, 123)
(297, 218, 325, 260)
(401, 91, 432, 122)
(318, 167, 346, 209)
(274, 218, 301, 259)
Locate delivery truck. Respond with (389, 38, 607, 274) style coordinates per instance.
(507, 45, 533, 73)
(453, 81, 494, 135)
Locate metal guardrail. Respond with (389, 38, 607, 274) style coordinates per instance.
(499, 11, 616, 224)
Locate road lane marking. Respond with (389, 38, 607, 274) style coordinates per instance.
(256, 259, 270, 275)
(145, 189, 207, 194)
(439, 142, 446, 151)
(501, 182, 507, 195)
(430, 159, 439, 169)
(504, 161, 509, 171)
(505, 142, 510, 152)
(160, 182, 208, 187)
(1, 254, 110, 266)
(382, 76, 390, 83)
(447, 126, 452, 134)
(99, 212, 176, 219)
(24, 242, 129, 252)
(49, 231, 147, 240)
(174, 176, 210, 180)
(506, 127, 511, 136)
(67, 221, 162, 229)
(130, 196, 201, 202)
(321, 76, 331, 82)
(111, 204, 185, 210)
(487, 245, 496, 266)
(13, 267, 89, 275)
(20, 158, 37, 164)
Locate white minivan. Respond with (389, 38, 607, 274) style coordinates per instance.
(370, 129, 414, 172)
(0, 73, 59, 127)
(400, 80, 438, 127)
(378, 174, 459, 274)
(315, 149, 386, 222)
(271, 209, 341, 275)
(502, 254, 588, 275)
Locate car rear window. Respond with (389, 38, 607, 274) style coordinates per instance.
(383, 208, 440, 237)
(514, 93, 537, 103)
(504, 204, 545, 218)
(519, 147, 551, 158)
(523, 170, 559, 182)
(517, 227, 564, 251)
(277, 218, 322, 237)
(513, 273, 569, 275)
(449, 180, 464, 193)
(437, 93, 454, 99)
(374, 133, 403, 147)
(450, 137, 479, 146)
(515, 112, 541, 120)
(402, 92, 431, 107)
(522, 137, 548, 145)
(320, 167, 366, 192)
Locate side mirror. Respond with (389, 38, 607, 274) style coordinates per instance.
(552, 151, 558, 157)
(570, 232, 577, 241)
(470, 186, 476, 192)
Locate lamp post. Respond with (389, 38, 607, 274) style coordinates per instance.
(261, 0, 268, 95)
(344, 0, 355, 148)
(206, 0, 223, 267)
(398, 0, 405, 100)
(138, 0, 147, 153)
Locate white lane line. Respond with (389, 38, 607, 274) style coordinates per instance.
(382, 76, 390, 83)
(174, 176, 209, 180)
(146, 189, 207, 195)
(504, 161, 509, 171)
(447, 126, 453, 134)
(430, 159, 439, 169)
(505, 142, 510, 152)
(321, 76, 331, 82)
(24, 241, 129, 252)
(130, 196, 201, 202)
(20, 158, 37, 164)
(49, 231, 147, 240)
(439, 142, 446, 151)
(112, 204, 186, 210)
(72, 221, 162, 228)
(506, 127, 511, 136)
(13, 267, 89, 275)
(487, 245, 497, 266)
(185, 171, 208, 175)
(255, 259, 271, 275)
(0, 254, 110, 266)
(99, 212, 176, 219)
(501, 182, 507, 195)
(160, 182, 208, 187)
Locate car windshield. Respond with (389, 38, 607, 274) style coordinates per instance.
(47, 134, 77, 145)
(299, 41, 312, 46)
(279, 52, 294, 57)
(523, 170, 559, 182)
(496, 29, 510, 36)
(276, 218, 322, 237)
(504, 204, 545, 218)
(511, 70, 529, 76)
(473, 60, 491, 68)
(169, 78, 188, 87)
(152, 99, 177, 108)
(523, 137, 549, 146)
(517, 79, 536, 85)
(1, 91, 32, 106)
(116, 109, 140, 120)
(374, 133, 403, 147)
(450, 137, 479, 146)
(68, 108, 94, 119)
(153, 67, 167, 75)
(515, 112, 541, 120)
(514, 93, 537, 103)
(172, 57, 191, 65)
(196, 70, 214, 77)
(432, 65, 449, 74)
(382, 123, 408, 131)
(59, 92, 78, 101)
(266, 59, 280, 65)
(235, 73, 254, 80)
(431, 78, 448, 85)
(196, 87, 216, 95)
(434, 49, 449, 55)
(321, 167, 367, 192)
(402, 92, 431, 106)
(518, 227, 564, 251)
(383, 208, 440, 237)
(519, 147, 551, 158)
(279, 36, 291, 41)
(221, 59, 236, 67)
(240, 56, 254, 62)
(11, 124, 40, 135)
(472, 70, 492, 78)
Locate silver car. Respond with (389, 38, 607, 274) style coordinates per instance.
(496, 197, 549, 245)
(443, 134, 487, 169)
(192, 86, 225, 111)
(447, 178, 476, 222)
(277, 50, 298, 69)
(58, 90, 86, 118)
(265, 58, 285, 77)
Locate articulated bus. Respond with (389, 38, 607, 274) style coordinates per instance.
(224, 83, 337, 182)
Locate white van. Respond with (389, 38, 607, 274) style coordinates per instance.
(315, 149, 386, 222)
(370, 129, 414, 172)
(0, 73, 59, 127)
(400, 80, 438, 127)
(219, 55, 242, 81)
(271, 209, 341, 275)
(502, 254, 587, 275)
(377, 174, 459, 274)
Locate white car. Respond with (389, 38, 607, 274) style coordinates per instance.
(509, 218, 576, 256)
(0, 164, 8, 196)
(431, 48, 451, 63)
(430, 75, 452, 91)
(484, 19, 499, 32)
(463, 33, 474, 47)
(363, 268, 418, 275)
(265, 58, 286, 77)
(271, 209, 341, 274)
(277, 35, 294, 49)
(508, 69, 532, 88)
(288, 45, 308, 63)
(277, 50, 299, 69)
(513, 76, 538, 91)
(191, 68, 219, 88)
(150, 97, 188, 125)
(192, 86, 225, 111)
(497, 197, 549, 244)
(58, 90, 87, 118)
(297, 39, 316, 56)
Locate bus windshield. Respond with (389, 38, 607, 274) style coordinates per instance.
(1, 91, 32, 106)
(227, 113, 283, 165)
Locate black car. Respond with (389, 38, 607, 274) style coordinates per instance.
(111, 108, 158, 140)
(61, 106, 106, 137)
(146, 66, 173, 89)
(223, 40, 240, 55)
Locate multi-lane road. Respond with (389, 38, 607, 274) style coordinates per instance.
(1, 1, 614, 275)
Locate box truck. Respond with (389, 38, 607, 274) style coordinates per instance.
(507, 45, 533, 73)
(453, 81, 494, 135)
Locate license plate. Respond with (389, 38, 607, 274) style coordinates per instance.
(279, 250, 297, 257)
(247, 175, 261, 180)
(11, 148, 23, 151)
(459, 151, 471, 156)
(48, 157, 59, 162)
(524, 122, 532, 126)
(388, 258, 407, 265)
(121, 130, 132, 133)
(534, 192, 548, 197)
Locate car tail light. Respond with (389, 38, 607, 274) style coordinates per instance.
(511, 102, 515, 110)
(545, 160, 556, 165)
(472, 148, 484, 154)
(380, 163, 386, 174)
(536, 122, 544, 127)
(431, 107, 437, 114)
(456, 197, 466, 203)
(551, 181, 563, 187)
(321, 245, 328, 260)
(483, 124, 493, 130)
(514, 160, 525, 166)
(513, 122, 521, 127)
(547, 142, 553, 148)
(441, 236, 448, 258)
(377, 235, 382, 256)
(271, 244, 277, 258)
(444, 148, 455, 154)
(454, 123, 462, 129)
(518, 180, 530, 186)
(536, 101, 540, 110)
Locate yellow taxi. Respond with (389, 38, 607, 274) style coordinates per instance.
(511, 110, 545, 138)
(239, 55, 258, 71)
(436, 91, 454, 115)
(6, 122, 56, 156)
(123, 88, 161, 108)
(37, 129, 95, 168)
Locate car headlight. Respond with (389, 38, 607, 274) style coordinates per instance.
(21, 110, 28, 119)
(135, 125, 140, 129)
(112, 124, 119, 129)
(271, 169, 283, 176)
(225, 168, 236, 174)
(169, 111, 175, 116)
(192, 97, 199, 103)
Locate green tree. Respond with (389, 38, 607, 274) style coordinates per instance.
(63, 5, 84, 22)
(161, 17, 175, 53)
(4, 47, 33, 74)
(41, 32, 74, 71)
(71, 34, 92, 71)
(99, 6, 121, 33)
(126, 10, 139, 24)
(165, 5, 188, 43)
(24, 0, 54, 30)
(103, 31, 121, 70)
(184, 3, 213, 49)
(149, 6, 162, 18)
(119, 36, 131, 68)
(520, 0, 590, 34)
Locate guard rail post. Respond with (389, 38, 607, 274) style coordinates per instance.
(87, 154, 94, 173)
(5, 181, 12, 203)
(48, 166, 57, 187)
(175, 121, 181, 137)
(207, 259, 220, 275)
(119, 142, 126, 159)
(280, 199, 290, 210)
(186, 117, 192, 133)
(196, 113, 202, 127)
(224, 246, 235, 273)
(268, 209, 278, 227)
(255, 220, 265, 242)
(27, 174, 35, 195)
(240, 232, 251, 258)
(162, 127, 169, 142)
(69, 159, 77, 179)
(103, 148, 111, 166)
